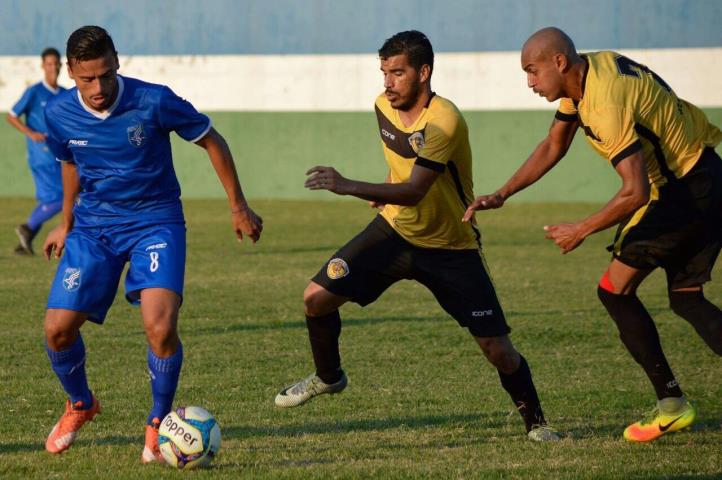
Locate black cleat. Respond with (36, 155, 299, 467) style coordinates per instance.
(15, 224, 35, 255)
(14, 244, 33, 256)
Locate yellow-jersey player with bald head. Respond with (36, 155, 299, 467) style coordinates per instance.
(465, 26, 722, 443)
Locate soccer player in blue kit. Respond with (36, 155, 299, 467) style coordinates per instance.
(41, 26, 263, 461)
(7, 47, 66, 255)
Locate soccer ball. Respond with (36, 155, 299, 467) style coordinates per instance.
(158, 406, 221, 469)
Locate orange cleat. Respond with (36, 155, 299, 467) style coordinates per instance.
(141, 417, 165, 464)
(623, 400, 696, 442)
(45, 396, 101, 454)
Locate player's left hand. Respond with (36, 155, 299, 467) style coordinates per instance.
(231, 206, 263, 243)
(43, 224, 70, 260)
(543, 223, 586, 254)
(305, 166, 352, 195)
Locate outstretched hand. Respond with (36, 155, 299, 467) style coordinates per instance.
(232, 206, 263, 243)
(462, 192, 505, 222)
(305, 166, 352, 195)
(543, 223, 585, 254)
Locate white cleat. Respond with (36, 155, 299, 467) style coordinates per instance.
(275, 372, 348, 408)
(528, 424, 561, 442)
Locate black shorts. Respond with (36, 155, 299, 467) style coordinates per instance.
(312, 215, 510, 338)
(612, 147, 722, 289)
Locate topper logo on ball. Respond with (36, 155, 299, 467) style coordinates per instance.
(163, 415, 200, 448)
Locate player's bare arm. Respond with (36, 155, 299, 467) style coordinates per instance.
(463, 117, 578, 221)
(369, 170, 392, 209)
(544, 149, 649, 253)
(305, 163, 439, 206)
(6, 113, 46, 142)
(43, 162, 80, 260)
(195, 127, 263, 243)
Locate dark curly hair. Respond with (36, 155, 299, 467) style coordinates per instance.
(378, 30, 434, 74)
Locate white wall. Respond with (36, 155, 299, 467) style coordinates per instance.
(2, 48, 721, 112)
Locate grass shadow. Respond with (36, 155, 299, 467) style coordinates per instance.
(0, 412, 507, 454)
(223, 412, 507, 440)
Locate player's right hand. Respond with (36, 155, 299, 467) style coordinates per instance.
(29, 131, 47, 143)
(43, 225, 70, 260)
(462, 192, 505, 222)
(232, 206, 263, 243)
(369, 200, 385, 209)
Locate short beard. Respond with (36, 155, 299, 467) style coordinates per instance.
(393, 80, 422, 111)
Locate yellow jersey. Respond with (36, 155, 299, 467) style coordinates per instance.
(375, 93, 479, 249)
(556, 51, 721, 192)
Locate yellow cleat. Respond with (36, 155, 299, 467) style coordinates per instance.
(623, 400, 696, 442)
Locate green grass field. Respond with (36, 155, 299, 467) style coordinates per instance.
(1, 198, 720, 479)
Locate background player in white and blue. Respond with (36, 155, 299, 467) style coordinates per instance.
(41, 26, 263, 462)
(6, 47, 66, 255)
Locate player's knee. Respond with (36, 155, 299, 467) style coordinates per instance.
(669, 289, 722, 356)
(668, 288, 703, 317)
(489, 349, 519, 373)
(145, 318, 177, 340)
(303, 284, 333, 317)
(145, 325, 179, 356)
(475, 336, 518, 372)
(43, 319, 77, 350)
(598, 270, 617, 295)
(143, 310, 178, 351)
(597, 281, 626, 310)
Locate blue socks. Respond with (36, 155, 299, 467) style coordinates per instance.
(27, 201, 62, 233)
(46, 335, 93, 408)
(46, 334, 183, 422)
(147, 343, 183, 425)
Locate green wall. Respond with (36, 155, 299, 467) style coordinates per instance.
(1, 109, 720, 202)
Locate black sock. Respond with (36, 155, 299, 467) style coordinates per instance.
(670, 290, 722, 356)
(306, 311, 343, 384)
(598, 286, 684, 399)
(498, 355, 545, 433)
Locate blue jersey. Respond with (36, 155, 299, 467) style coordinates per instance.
(11, 80, 64, 136)
(11, 81, 66, 202)
(44, 76, 211, 228)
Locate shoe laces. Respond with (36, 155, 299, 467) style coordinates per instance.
(146, 419, 161, 450)
(59, 400, 92, 430)
(149, 417, 161, 430)
(290, 374, 323, 395)
(530, 424, 556, 434)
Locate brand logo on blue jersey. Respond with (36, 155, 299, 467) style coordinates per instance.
(62, 268, 82, 292)
(127, 122, 145, 147)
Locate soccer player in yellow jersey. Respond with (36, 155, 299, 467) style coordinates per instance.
(464, 27, 722, 442)
(274, 30, 558, 441)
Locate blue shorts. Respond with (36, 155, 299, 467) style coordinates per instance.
(28, 142, 62, 203)
(47, 223, 186, 323)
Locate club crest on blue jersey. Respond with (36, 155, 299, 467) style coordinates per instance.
(127, 122, 146, 147)
(62, 268, 82, 292)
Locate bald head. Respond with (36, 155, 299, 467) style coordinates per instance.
(522, 27, 578, 63)
(521, 27, 585, 103)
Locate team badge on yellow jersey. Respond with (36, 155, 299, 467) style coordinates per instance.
(408, 131, 425, 154)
